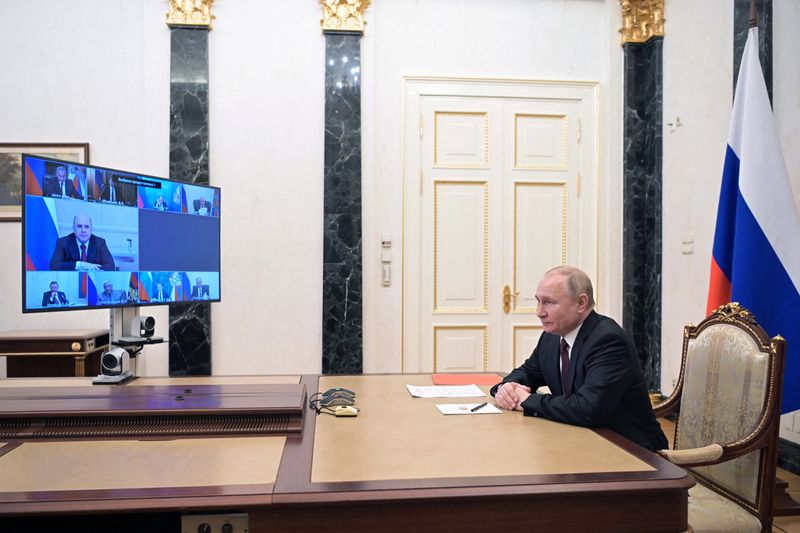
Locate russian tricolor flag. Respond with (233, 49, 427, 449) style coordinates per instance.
(707, 28, 800, 414)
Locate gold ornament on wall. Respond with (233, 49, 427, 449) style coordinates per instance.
(166, 0, 215, 29)
(320, 0, 372, 33)
(619, 0, 664, 45)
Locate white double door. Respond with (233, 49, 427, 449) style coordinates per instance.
(403, 78, 598, 373)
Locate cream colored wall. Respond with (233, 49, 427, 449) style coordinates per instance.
(661, 0, 733, 393)
(774, 1, 800, 444)
(0, 1, 171, 376)
(361, 0, 623, 373)
(661, 1, 800, 442)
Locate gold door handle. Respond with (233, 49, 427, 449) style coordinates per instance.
(503, 285, 519, 314)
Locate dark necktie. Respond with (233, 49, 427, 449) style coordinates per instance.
(560, 338, 570, 394)
(80, 243, 87, 263)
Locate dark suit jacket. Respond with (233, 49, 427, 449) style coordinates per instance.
(49, 234, 116, 271)
(191, 285, 209, 299)
(193, 199, 210, 214)
(97, 289, 127, 305)
(42, 178, 79, 199)
(100, 181, 135, 206)
(491, 310, 667, 451)
(42, 291, 68, 306)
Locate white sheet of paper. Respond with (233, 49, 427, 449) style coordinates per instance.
(436, 403, 503, 415)
(406, 384, 486, 398)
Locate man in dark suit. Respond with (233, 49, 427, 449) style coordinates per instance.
(42, 281, 69, 306)
(42, 165, 80, 199)
(191, 277, 209, 300)
(492, 266, 667, 452)
(193, 197, 210, 215)
(49, 214, 116, 271)
(96, 281, 126, 305)
(152, 282, 171, 302)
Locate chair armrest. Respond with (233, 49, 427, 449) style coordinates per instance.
(657, 444, 723, 466)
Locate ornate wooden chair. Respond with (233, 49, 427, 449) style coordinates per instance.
(654, 302, 786, 533)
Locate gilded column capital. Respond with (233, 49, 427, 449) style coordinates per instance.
(166, 0, 215, 30)
(619, 0, 664, 45)
(321, 0, 372, 34)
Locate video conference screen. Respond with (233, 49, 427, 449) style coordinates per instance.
(21, 154, 221, 313)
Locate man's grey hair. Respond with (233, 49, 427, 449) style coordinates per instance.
(546, 266, 595, 308)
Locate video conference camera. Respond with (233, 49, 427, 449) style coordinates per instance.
(101, 347, 130, 376)
(131, 315, 156, 338)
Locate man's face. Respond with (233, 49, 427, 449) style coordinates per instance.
(56, 167, 67, 183)
(73, 215, 92, 242)
(196, 278, 202, 287)
(103, 283, 112, 295)
(157, 283, 163, 292)
(50, 283, 58, 292)
(535, 273, 586, 337)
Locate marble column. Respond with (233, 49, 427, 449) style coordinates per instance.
(622, 37, 663, 392)
(168, 27, 211, 375)
(322, 33, 362, 374)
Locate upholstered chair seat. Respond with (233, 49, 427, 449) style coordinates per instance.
(687, 483, 762, 533)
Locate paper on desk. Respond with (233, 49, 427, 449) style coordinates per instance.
(436, 403, 503, 415)
(405, 384, 486, 398)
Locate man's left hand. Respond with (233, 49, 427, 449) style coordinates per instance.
(512, 387, 532, 411)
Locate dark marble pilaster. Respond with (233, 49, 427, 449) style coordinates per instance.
(622, 37, 663, 392)
(323, 33, 362, 374)
(169, 27, 211, 376)
(734, 0, 772, 103)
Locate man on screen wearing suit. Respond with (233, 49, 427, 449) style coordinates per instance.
(191, 277, 209, 300)
(97, 281, 125, 305)
(49, 214, 116, 271)
(193, 197, 210, 215)
(491, 266, 668, 452)
(42, 281, 68, 306)
(152, 282, 171, 302)
(42, 165, 80, 199)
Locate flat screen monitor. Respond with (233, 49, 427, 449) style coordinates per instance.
(21, 154, 221, 313)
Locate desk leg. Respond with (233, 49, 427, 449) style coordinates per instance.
(75, 355, 86, 377)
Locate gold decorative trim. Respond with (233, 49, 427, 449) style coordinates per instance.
(433, 325, 488, 372)
(513, 182, 568, 314)
(320, 0, 371, 33)
(433, 180, 489, 314)
(513, 114, 568, 171)
(619, 0, 664, 45)
(433, 112, 490, 169)
(166, 0, 215, 29)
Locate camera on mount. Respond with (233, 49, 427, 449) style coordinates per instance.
(131, 315, 156, 338)
(92, 346, 133, 384)
(101, 347, 130, 376)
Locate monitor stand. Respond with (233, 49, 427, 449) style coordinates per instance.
(117, 336, 164, 346)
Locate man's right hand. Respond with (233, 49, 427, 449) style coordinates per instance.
(495, 382, 531, 411)
(75, 261, 102, 271)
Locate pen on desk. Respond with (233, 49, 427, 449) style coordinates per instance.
(471, 402, 488, 412)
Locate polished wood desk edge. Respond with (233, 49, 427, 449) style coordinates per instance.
(0, 330, 109, 340)
(0, 486, 274, 516)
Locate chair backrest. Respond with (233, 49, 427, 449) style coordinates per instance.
(672, 302, 785, 522)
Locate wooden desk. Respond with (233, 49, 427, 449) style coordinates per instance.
(0, 329, 109, 378)
(0, 374, 693, 532)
